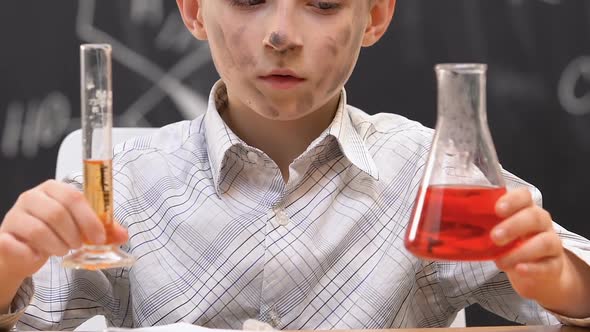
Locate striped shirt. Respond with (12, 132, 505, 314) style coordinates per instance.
(3, 81, 590, 330)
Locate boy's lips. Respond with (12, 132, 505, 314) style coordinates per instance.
(259, 69, 305, 90)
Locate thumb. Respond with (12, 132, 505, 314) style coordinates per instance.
(111, 223, 129, 245)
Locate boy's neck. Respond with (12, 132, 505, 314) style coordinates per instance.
(221, 93, 341, 182)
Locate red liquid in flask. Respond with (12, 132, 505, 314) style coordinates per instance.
(405, 185, 518, 261)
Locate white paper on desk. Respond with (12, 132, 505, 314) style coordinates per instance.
(102, 319, 275, 332)
(105, 322, 235, 332)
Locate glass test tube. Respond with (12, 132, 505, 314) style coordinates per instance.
(82, 44, 114, 240)
(62, 44, 135, 270)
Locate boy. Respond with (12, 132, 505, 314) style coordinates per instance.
(2, 0, 590, 329)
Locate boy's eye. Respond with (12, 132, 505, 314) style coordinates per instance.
(229, 0, 265, 7)
(316, 2, 339, 10)
(310, 1, 341, 12)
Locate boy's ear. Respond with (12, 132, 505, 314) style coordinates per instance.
(177, 0, 208, 40)
(362, 0, 396, 47)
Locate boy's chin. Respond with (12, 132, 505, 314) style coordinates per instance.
(256, 103, 315, 122)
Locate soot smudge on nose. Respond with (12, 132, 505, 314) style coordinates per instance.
(270, 32, 287, 48)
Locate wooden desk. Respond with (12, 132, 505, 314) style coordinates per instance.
(21, 326, 590, 332)
(335, 327, 587, 332)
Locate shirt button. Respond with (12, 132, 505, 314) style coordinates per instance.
(275, 209, 290, 226)
(247, 151, 259, 164)
(269, 310, 281, 328)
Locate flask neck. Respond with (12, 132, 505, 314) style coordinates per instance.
(436, 64, 488, 128)
(430, 64, 505, 188)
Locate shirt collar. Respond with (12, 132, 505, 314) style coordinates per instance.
(325, 88, 380, 180)
(203, 81, 243, 193)
(204, 81, 380, 193)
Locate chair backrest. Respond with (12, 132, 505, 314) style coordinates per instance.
(451, 309, 466, 328)
(55, 127, 157, 180)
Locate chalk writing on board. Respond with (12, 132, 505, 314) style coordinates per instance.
(1, 92, 72, 159)
(508, 0, 562, 6)
(76, 0, 212, 126)
(1, 1, 214, 159)
(559, 56, 590, 116)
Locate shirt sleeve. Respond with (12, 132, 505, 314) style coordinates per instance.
(12, 255, 133, 331)
(0, 277, 34, 331)
(435, 169, 590, 326)
(542, 223, 590, 327)
(2, 173, 133, 331)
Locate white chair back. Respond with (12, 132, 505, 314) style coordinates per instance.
(55, 127, 157, 180)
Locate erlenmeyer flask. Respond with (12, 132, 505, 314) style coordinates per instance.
(404, 64, 516, 261)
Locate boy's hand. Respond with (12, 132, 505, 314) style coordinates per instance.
(0, 180, 129, 281)
(491, 188, 564, 298)
(491, 188, 590, 318)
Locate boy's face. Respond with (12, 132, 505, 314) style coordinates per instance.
(179, 0, 394, 121)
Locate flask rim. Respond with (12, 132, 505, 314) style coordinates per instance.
(80, 43, 112, 52)
(435, 63, 487, 74)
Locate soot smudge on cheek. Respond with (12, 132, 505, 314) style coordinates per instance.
(339, 27, 352, 46)
(324, 26, 352, 59)
(230, 26, 258, 68)
(296, 91, 314, 114)
(210, 23, 237, 70)
(326, 26, 360, 94)
(325, 37, 339, 57)
(250, 86, 280, 118)
(316, 66, 333, 89)
(266, 105, 280, 118)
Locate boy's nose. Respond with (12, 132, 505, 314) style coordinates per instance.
(263, 31, 300, 53)
(263, 5, 302, 54)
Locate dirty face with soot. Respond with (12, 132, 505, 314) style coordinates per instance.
(198, 0, 372, 121)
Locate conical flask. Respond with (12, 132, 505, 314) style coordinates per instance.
(404, 64, 516, 261)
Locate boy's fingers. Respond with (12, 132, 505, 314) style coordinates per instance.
(491, 206, 553, 246)
(0, 232, 42, 264)
(21, 189, 82, 250)
(496, 188, 534, 217)
(111, 224, 129, 245)
(41, 180, 106, 245)
(503, 257, 564, 300)
(2, 212, 71, 257)
(0, 232, 48, 279)
(495, 232, 562, 271)
(514, 256, 564, 280)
